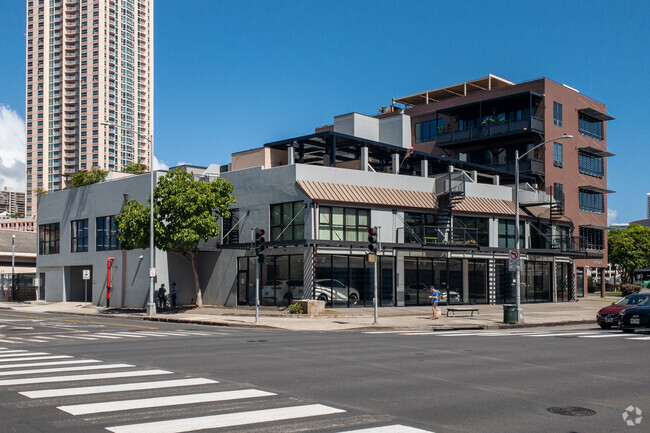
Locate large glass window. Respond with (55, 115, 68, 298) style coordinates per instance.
(553, 142, 563, 167)
(319, 206, 369, 242)
(454, 216, 489, 246)
(270, 202, 305, 242)
(578, 113, 603, 140)
(404, 212, 438, 244)
(498, 220, 525, 249)
(71, 219, 88, 253)
(578, 151, 604, 178)
(415, 119, 445, 143)
(314, 254, 372, 307)
(579, 189, 604, 213)
(580, 227, 604, 250)
(96, 215, 119, 251)
(39, 222, 60, 255)
(553, 101, 562, 126)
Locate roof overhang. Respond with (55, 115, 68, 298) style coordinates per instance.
(579, 185, 615, 194)
(579, 146, 615, 157)
(578, 107, 614, 121)
(580, 224, 608, 230)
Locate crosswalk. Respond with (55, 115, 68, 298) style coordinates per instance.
(0, 346, 434, 432)
(363, 329, 650, 340)
(0, 329, 222, 345)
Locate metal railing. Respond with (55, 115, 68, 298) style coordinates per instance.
(437, 116, 544, 146)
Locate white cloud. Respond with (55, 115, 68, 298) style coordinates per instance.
(153, 155, 168, 170)
(0, 105, 26, 191)
(607, 208, 618, 225)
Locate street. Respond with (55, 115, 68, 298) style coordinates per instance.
(0, 311, 648, 432)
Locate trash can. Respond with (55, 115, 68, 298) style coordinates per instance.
(503, 304, 517, 324)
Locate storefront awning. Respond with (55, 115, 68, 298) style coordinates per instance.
(297, 181, 437, 210)
(578, 107, 615, 121)
(453, 196, 515, 216)
(579, 146, 615, 157)
(579, 185, 616, 194)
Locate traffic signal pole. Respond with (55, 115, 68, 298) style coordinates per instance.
(253, 227, 266, 325)
(368, 226, 379, 325)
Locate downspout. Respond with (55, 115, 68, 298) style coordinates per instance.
(106, 257, 115, 307)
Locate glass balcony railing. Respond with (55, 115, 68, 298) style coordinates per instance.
(436, 116, 544, 147)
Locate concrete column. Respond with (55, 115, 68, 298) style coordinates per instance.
(287, 146, 295, 165)
(552, 257, 558, 303)
(396, 254, 405, 306)
(600, 267, 606, 297)
(361, 146, 369, 172)
(421, 159, 428, 177)
(471, 170, 478, 182)
(392, 153, 399, 174)
(462, 259, 469, 304)
(494, 175, 500, 185)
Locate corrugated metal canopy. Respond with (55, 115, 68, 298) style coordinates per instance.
(453, 196, 516, 216)
(297, 181, 437, 210)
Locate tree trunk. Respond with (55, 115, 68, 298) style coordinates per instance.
(187, 251, 202, 306)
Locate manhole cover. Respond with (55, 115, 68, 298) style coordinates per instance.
(547, 406, 596, 417)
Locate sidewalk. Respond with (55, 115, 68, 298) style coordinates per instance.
(0, 298, 615, 332)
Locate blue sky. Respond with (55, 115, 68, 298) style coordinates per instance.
(1, 0, 649, 223)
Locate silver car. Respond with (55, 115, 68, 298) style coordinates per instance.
(314, 279, 360, 305)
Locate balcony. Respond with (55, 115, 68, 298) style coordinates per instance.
(436, 116, 544, 147)
(490, 158, 545, 176)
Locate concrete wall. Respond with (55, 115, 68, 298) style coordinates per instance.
(334, 113, 380, 142)
(379, 113, 411, 148)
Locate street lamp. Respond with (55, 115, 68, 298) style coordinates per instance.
(101, 122, 156, 316)
(514, 134, 572, 323)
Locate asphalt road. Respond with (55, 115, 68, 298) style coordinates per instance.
(0, 311, 648, 433)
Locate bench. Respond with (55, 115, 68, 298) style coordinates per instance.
(446, 307, 480, 317)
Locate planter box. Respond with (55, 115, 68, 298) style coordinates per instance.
(294, 299, 325, 315)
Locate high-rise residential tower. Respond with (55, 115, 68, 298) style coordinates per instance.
(647, 193, 650, 219)
(25, 0, 153, 216)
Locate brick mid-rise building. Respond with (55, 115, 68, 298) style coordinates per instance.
(25, 0, 154, 216)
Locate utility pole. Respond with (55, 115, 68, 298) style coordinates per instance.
(11, 234, 16, 301)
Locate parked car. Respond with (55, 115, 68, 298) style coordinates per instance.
(596, 293, 650, 329)
(404, 283, 461, 305)
(261, 280, 304, 304)
(314, 279, 360, 305)
(618, 304, 650, 333)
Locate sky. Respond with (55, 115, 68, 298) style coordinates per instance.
(0, 0, 649, 223)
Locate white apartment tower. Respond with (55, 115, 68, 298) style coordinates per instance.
(25, 0, 153, 216)
(647, 193, 650, 219)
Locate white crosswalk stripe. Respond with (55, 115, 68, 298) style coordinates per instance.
(0, 329, 226, 344)
(0, 355, 71, 362)
(0, 368, 172, 386)
(339, 426, 434, 432)
(20, 377, 218, 399)
(0, 359, 101, 369)
(0, 351, 50, 358)
(0, 363, 133, 377)
(105, 404, 347, 433)
(363, 329, 648, 340)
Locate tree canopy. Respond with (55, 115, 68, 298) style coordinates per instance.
(116, 169, 237, 306)
(122, 163, 149, 174)
(71, 167, 108, 188)
(608, 225, 650, 283)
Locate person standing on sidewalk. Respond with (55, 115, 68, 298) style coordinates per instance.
(170, 282, 177, 309)
(429, 285, 440, 319)
(157, 284, 167, 310)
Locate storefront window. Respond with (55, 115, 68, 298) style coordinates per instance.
(270, 201, 305, 241)
(498, 219, 525, 249)
(319, 206, 369, 242)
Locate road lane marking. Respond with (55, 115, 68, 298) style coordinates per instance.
(105, 404, 346, 433)
(0, 369, 172, 386)
(580, 334, 629, 338)
(0, 352, 50, 358)
(109, 332, 148, 338)
(627, 336, 650, 340)
(0, 350, 29, 354)
(59, 389, 276, 415)
(0, 355, 71, 363)
(338, 426, 434, 432)
(20, 377, 218, 399)
(0, 363, 133, 377)
(0, 313, 159, 329)
(51, 335, 99, 341)
(0, 359, 101, 369)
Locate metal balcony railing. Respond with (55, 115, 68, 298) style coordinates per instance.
(436, 116, 544, 147)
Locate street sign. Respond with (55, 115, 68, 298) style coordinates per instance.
(367, 253, 376, 263)
(149, 267, 156, 277)
(82, 269, 91, 280)
(509, 249, 520, 271)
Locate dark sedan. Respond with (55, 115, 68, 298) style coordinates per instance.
(597, 293, 650, 329)
(619, 305, 650, 333)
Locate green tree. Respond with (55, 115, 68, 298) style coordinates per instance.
(116, 169, 237, 306)
(71, 167, 108, 188)
(608, 225, 650, 283)
(122, 163, 148, 174)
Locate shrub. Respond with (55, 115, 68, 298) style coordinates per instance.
(621, 284, 642, 297)
(288, 303, 303, 314)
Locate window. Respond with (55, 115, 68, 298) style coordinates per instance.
(222, 209, 239, 244)
(404, 212, 437, 244)
(553, 102, 562, 127)
(415, 119, 445, 143)
(96, 215, 119, 250)
(579, 189, 604, 213)
(71, 219, 88, 252)
(578, 113, 603, 140)
(454, 216, 489, 246)
(553, 142, 563, 167)
(270, 202, 305, 241)
(580, 227, 603, 250)
(578, 151, 604, 178)
(39, 222, 60, 254)
(553, 183, 564, 206)
(319, 206, 369, 241)
(498, 220, 525, 249)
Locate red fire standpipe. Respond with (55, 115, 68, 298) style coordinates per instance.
(106, 257, 115, 307)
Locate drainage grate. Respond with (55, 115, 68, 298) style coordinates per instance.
(547, 406, 597, 417)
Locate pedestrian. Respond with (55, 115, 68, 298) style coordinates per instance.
(170, 282, 177, 308)
(157, 283, 167, 310)
(429, 285, 440, 320)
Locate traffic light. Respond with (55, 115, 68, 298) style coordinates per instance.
(368, 227, 378, 252)
(254, 228, 266, 263)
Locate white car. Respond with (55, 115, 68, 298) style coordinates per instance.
(261, 280, 304, 304)
(314, 279, 360, 305)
